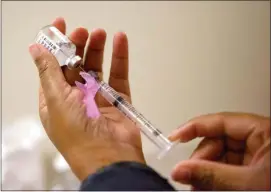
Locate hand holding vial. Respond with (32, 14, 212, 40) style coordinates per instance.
(30, 17, 146, 181)
(29, 17, 270, 191)
(35, 21, 175, 159)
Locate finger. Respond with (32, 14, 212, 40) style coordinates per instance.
(190, 138, 224, 161)
(168, 112, 268, 142)
(171, 159, 251, 190)
(62, 27, 89, 85)
(29, 44, 69, 104)
(70, 28, 89, 58)
(224, 151, 244, 165)
(83, 29, 108, 107)
(191, 186, 201, 191)
(250, 139, 271, 165)
(84, 28, 106, 73)
(108, 32, 130, 96)
(52, 17, 66, 34)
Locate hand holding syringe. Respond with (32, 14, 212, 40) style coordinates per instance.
(35, 25, 175, 158)
(81, 69, 175, 158)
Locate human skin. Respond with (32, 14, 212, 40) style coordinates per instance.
(169, 112, 270, 190)
(30, 17, 270, 191)
(29, 17, 146, 181)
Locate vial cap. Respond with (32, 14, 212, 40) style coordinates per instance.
(66, 55, 82, 69)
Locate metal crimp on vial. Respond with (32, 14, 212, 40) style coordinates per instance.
(35, 25, 82, 69)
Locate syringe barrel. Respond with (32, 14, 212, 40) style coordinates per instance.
(98, 81, 174, 157)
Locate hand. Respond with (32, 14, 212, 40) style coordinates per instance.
(169, 112, 270, 190)
(29, 17, 145, 181)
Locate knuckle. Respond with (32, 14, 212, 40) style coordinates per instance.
(38, 60, 50, 78)
(34, 52, 57, 79)
(194, 172, 215, 189)
(192, 169, 224, 190)
(109, 71, 128, 80)
(34, 53, 49, 77)
(213, 113, 227, 126)
(215, 112, 226, 120)
(217, 111, 230, 116)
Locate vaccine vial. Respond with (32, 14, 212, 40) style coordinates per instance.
(35, 25, 82, 69)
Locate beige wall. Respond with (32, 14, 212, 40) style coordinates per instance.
(2, 1, 270, 190)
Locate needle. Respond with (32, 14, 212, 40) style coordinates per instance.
(79, 65, 86, 72)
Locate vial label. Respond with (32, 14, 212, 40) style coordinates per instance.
(49, 26, 70, 43)
(36, 33, 60, 54)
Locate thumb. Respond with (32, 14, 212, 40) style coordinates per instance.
(29, 44, 68, 104)
(171, 160, 251, 190)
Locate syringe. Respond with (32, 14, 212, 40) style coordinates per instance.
(35, 25, 175, 158)
(84, 69, 175, 158)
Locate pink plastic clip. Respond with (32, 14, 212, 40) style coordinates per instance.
(75, 72, 100, 118)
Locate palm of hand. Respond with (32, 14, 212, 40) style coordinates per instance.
(36, 18, 145, 180)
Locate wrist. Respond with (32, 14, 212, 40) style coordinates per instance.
(62, 142, 146, 181)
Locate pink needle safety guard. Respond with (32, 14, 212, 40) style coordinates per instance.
(75, 72, 101, 118)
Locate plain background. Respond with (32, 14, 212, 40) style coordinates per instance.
(1, 1, 270, 190)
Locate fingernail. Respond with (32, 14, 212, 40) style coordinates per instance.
(118, 31, 127, 36)
(168, 128, 180, 139)
(54, 17, 65, 22)
(169, 123, 191, 142)
(91, 28, 99, 32)
(29, 44, 41, 59)
(172, 168, 191, 183)
(168, 126, 185, 141)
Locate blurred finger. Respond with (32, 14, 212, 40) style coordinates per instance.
(84, 28, 106, 73)
(62, 27, 89, 85)
(70, 27, 89, 57)
(191, 186, 201, 191)
(250, 139, 271, 165)
(168, 112, 268, 142)
(108, 32, 130, 96)
(52, 17, 66, 34)
(83, 29, 108, 107)
(190, 138, 224, 161)
(171, 159, 251, 190)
